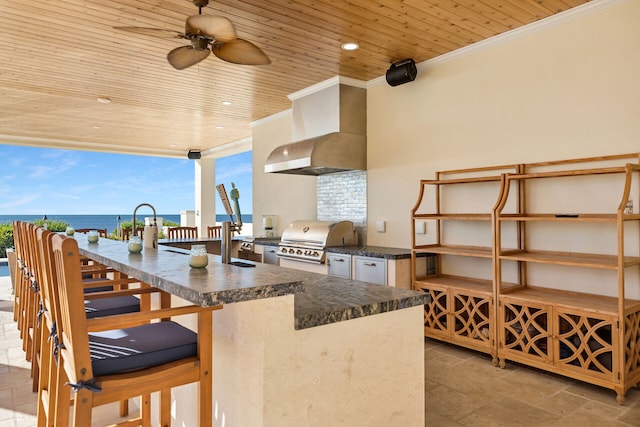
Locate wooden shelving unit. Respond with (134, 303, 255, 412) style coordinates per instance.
(411, 165, 521, 364)
(495, 155, 640, 405)
(412, 153, 640, 404)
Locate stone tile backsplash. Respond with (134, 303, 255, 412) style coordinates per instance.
(317, 170, 367, 244)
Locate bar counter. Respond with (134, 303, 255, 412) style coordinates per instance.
(75, 234, 428, 426)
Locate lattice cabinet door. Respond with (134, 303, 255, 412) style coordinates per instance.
(451, 291, 493, 348)
(499, 299, 551, 367)
(553, 308, 617, 383)
(623, 309, 640, 384)
(416, 283, 449, 339)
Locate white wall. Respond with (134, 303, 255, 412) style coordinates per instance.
(251, 0, 640, 295)
(366, 0, 640, 249)
(251, 111, 317, 237)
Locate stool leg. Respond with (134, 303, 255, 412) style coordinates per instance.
(160, 388, 171, 426)
(141, 394, 151, 427)
(71, 388, 93, 427)
(119, 399, 129, 417)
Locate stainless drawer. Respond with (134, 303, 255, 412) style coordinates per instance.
(327, 253, 351, 278)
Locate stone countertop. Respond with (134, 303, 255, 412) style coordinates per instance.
(252, 238, 415, 259)
(251, 237, 281, 246)
(327, 245, 413, 259)
(293, 275, 427, 329)
(75, 234, 429, 330)
(158, 236, 243, 245)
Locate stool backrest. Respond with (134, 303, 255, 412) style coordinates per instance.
(75, 228, 108, 238)
(207, 226, 221, 238)
(121, 227, 144, 241)
(168, 226, 198, 239)
(50, 233, 94, 388)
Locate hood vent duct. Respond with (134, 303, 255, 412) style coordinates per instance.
(264, 82, 366, 176)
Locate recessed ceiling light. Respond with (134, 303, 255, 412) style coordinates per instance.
(222, 101, 232, 106)
(92, 125, 102, 129)
(169, 144, 176, 147)
(341, 42, 359, 51)
(96, 96, 111, 104)
(216, 126, 224, 129)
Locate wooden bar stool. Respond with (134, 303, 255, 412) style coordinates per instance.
(121, 227, 144, 241)
(35, 229, 157, 423)
(168, 226, 199, 239)
(75, 228, 108, 238)
(13, 221, 34, 335)
(44, 232, 221, 426)
(29, 227, 142, 393)
(207, 225, 222, 238)
(12, 220, 26, 325)
(18, 222, 41, 358)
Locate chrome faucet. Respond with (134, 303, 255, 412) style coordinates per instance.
(132, 203, 157, 238)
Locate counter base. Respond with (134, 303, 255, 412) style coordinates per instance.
(164, 295, 425, 426)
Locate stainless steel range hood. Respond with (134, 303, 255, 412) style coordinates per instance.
(263, 132, 365, 175)
(264, 82, 366, 175)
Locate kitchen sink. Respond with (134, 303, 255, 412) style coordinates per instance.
(229, 261, 256, 268)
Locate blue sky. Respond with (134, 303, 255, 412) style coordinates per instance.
(0, 145, 252, 216)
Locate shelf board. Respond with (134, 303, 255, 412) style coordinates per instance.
(499, 213, 640, 222)
(414, 244, 493, 258)
(499, 250, 640, 269)
(499, 285, 640, 315)
(414, 274, 492, 294)
(507, 166, 628, 180)
(413, 213, 492, 221)
(420, 176, 502, 185)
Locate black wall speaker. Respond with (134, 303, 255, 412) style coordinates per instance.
(187, 150, 201, 160)
(385, 58, 418, 87)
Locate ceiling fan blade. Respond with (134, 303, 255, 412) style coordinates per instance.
(212, 39, 271, 65)
(113, 27, 184, 39)
(186, 15, 236, 42)
(167, 45, 210, 70)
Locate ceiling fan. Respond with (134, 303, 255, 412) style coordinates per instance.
(114, 0, 270, 70)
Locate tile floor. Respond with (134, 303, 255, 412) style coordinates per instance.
(1, 275, 639, 426)
(425, 338, 640, 426)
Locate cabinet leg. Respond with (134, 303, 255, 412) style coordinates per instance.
(492, 356, 499, 367)
(499, 358, 506, 369)
(616, 393, 625, 406)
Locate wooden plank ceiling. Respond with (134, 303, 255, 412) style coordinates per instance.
(0, 0, 590, 158)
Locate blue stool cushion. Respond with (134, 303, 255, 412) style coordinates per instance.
(89, 322, 198, 376)
(83, 277, 114, 294)
(84, 285, 116, 293)
(85, 296, 140, 318)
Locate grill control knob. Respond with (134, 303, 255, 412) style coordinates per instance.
(296, 249, 303, 255)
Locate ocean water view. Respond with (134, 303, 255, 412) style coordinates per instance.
(0, 214, 253, 234)
(0, 214, 253, 276)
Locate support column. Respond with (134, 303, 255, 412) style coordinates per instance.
(195, 157, 216, 236)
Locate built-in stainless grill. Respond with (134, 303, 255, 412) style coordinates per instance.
(278, 220, 357, 263)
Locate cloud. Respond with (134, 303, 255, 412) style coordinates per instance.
(28, 158, 78, 179)
(216, 161, 252, 182)
(0, 193, 41, 209)
(52, 192, 81, 200)
(28, 165, 59, 179)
